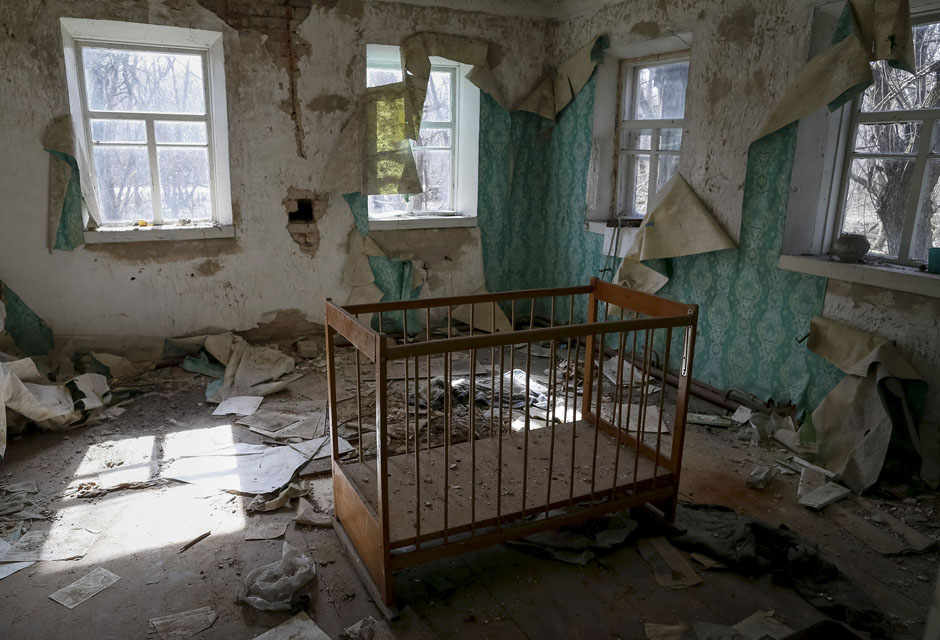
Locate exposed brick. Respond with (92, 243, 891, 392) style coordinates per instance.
(248, 15, 289, 29)
(286, 222, 315, 234)
(256, 27, 292, 43)
(230, 0, 294, 18)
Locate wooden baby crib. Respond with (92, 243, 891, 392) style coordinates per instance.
(324, 278, 698, 609)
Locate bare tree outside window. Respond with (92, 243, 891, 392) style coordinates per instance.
(618, 60, 688, 218)
(841, 21, 940, 262)
(81, 47, 213, 224)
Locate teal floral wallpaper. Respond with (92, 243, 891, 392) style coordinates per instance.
(476, 75, 843, 412)
(345, 71, 842, 411)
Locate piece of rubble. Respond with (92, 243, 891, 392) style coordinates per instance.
(746, 466, 771, 490)
(799, 482, 850, 510)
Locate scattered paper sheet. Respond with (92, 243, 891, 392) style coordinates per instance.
(234, 400, 323, 432)
(49, 567, 120, 609)
(203, 332, 297, 403)
(245, 519, 289, 541)
(732, 611, 793, 640)
(213, 396, 264, 416)
(0, 528, 98, 562)
(252, 611, 331, 640)
(149, 607, 217, 640)
(0, 539, 34, 580)
(162, 444, 310, 495)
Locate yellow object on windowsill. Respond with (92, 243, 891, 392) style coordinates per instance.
(136, 220, 149, 227)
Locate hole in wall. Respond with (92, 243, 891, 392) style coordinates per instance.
(289, 199, 314, 222)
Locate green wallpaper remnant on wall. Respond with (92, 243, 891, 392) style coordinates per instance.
(342, 192, 422, 332)
(652, 124, 843, 411)
(477, 74, 608, 324)
(477, 75, 842, 412)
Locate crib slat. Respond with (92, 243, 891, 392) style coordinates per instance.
(426, 308, 432, 453)
(568, 335, 581, 506)
(404, 313, 410, 456)
(590, 330, 604, 502)
(469, 306, 476, 534)
(653, 328, 672, 490)
(545, 296, 556, 516)
(355, 314, 363, 465)
(413, 355, 421, 550)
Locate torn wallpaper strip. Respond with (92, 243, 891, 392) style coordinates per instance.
(808, 316, 934, 491)
(756, 0, 914, 139)
(42, 114, 83, 252)
(614, 174, 736, 294)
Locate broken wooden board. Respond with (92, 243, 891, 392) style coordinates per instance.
(798, 482, 850, 510)
(859, 499, 937, 553)
(828, 504, 907, 555)
(637, 536, 702, 589)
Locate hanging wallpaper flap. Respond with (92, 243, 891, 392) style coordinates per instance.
(614, 174, 734, 293)
(755, 0, 914, 140)
(517, 35, 608, 121)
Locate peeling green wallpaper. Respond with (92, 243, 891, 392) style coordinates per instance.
(476, 75, 843, 411)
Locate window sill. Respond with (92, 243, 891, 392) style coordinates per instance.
(778, 254, 940, 299)
(83, 223, 236, 244)
(367, 215, 477, 231)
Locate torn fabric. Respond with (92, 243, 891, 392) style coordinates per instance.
(756, 0, 914, 139)
(517, 36, 609, 121)
(808, 316, 934, 491)
(43, 115, 84, 252)
(615, 174, 736, 293)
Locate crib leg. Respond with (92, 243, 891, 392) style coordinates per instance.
(332, 518, 400, 620)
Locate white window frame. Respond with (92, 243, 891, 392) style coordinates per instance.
(365, 44, 479, 231)
(616, 58, 688, 219)
(60, 18, 234, 243)
(781, 6, 940, 298)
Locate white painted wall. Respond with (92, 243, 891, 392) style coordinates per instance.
(0, 0, 548, 337)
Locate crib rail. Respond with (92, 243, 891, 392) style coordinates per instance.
(325, 278, 697, 607)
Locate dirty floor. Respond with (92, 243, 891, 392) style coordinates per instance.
(0, 353, 936, 639)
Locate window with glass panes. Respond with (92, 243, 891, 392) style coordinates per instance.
(366, 51, 457, 217)
(838, 19, 940, 263)
(617, 60, 689, 218)
(77, 44, 217, 225)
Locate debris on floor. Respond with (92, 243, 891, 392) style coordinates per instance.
(670, 503, 893, 637)
(237, 541, 317, 611)
(732, 610, 793, 640)
(48, 566, 120, 609)
(505, 510, 638, 566)
(644, 622, 690, 640)
(294, 497, 332, 527)
(798, 481, 850, 510)
(637, 536, 703, 589)
(212, 395, 264, 416)
(253, 611, 332, 640)
(149, 606, 218, 640)
(245, 518, 289, 540)
(178, 531, 211, 554)
(0, 526, 98, 561)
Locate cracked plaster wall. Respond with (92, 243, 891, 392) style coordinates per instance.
(0, 0, 548, 337)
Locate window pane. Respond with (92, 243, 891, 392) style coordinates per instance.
(622, 128, 651, 150)
(854, 122, 920, 154)
(92, 145, 153, 223)
(657, 155, 679, 191)
(154, 121, 208, 145)
(366, 67, 403, 88)
(82, 47, 205, 114)
(633, 61, 689, 120)
(157, 147, 212, 221)
(417, 127, 451, 147)
(912, 159, 940, 260)
(412, 149, 451, 212)
(367, 194, 408, 215)
(659, 128, 682, 151)
(90, 119, 146, 143)
(422, 70, 452, 123)
(625, 153, 650, 217)
(842, 157, 913, 257)
(862, 22, 940, 112)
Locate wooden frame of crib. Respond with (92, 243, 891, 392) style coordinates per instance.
(325, 277, 698, 609)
